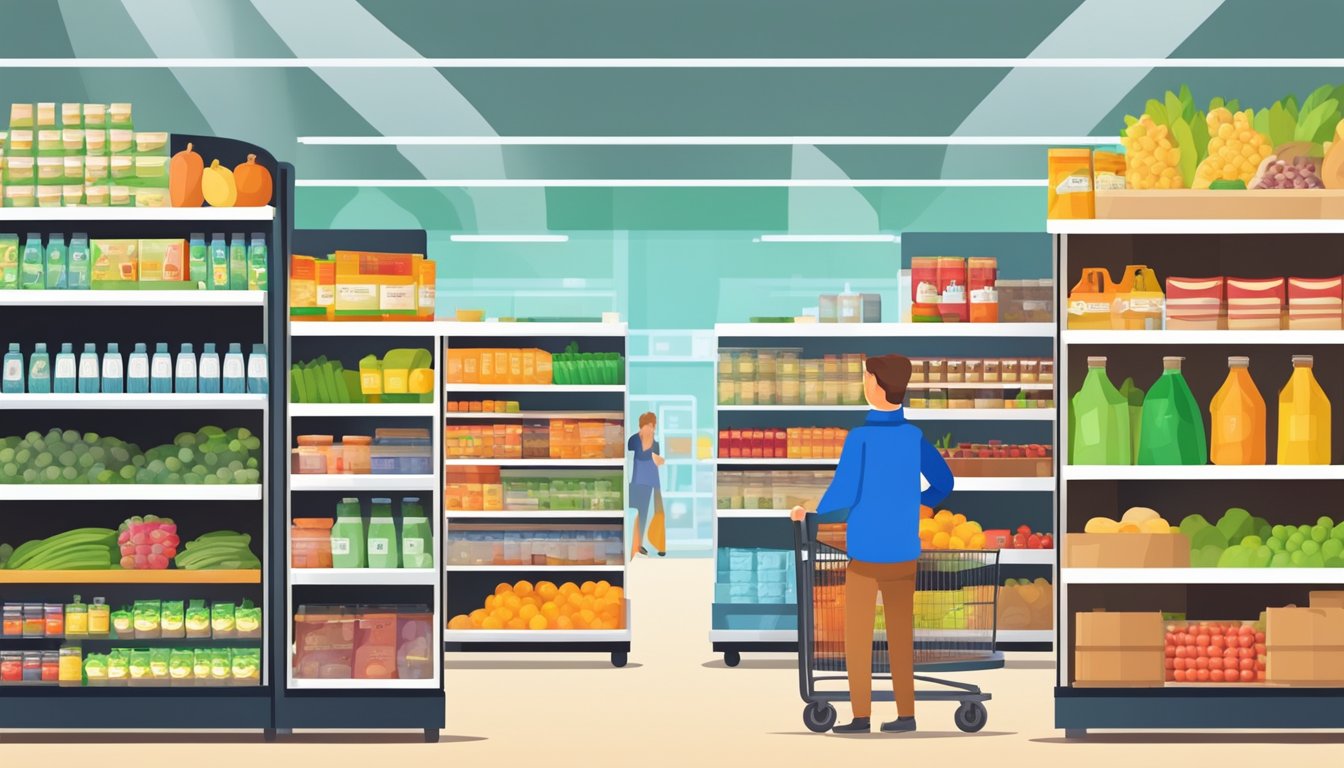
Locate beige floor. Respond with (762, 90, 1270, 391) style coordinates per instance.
(3, 557, 1342, 764)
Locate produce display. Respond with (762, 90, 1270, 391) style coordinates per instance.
(918, 506, 987, 551)
(984, 525, 1053, 550)
(291, 428, 432, 475)
(998, 578, 1052, 631)
(1084, 506, 1177, 535)
(1, 527, 117, 570)
(117, 515, 178, 570)
(289, 349, 434, 404)
(713, 547, 796, 606)
(447, 580, 626, 631)
(446, 344, 623, 386)
(2, 340, 264, 395)
(1178, 507, 1344, 568)
(935, 435, 1053, 477)
(293, 604, 433, 680)
(719, 427, 847, 460)
(1166, 621, 1267, 684)
(0, 522, 256, 572)
(0, 427, 261, 485)
(444, 419, 623, 460)
(447, 524, 623, 567)
(445, 467, 624, 512)
(175, 531, 260, 571)
(290, 250, 435, 323)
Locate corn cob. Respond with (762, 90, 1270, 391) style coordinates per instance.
(1123, 115, 1184, 189)
(1194, 108, 1273, 188)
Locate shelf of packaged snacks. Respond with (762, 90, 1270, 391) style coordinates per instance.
(0, 393, 267, 410)
(0, 205, 276, 222)
(288, 474, 438, 492)
(1064, 329, 1344, 346)
(1063, 568, 1344, 585)
(713, 323, 1055, 338)
(444, 384, 626, 393)
(1063, 464, 1340, 482)
(443, 564, 624, 573)
(446, 510, 626, 519)
(289, 403, 438, 418)
(1, 484, 263, 501)
(443, 458, 625, 467)
(997, 549, 1055, 565)
(288, 321, 437, 337)
(0, 290, 266, 307)
(1047, 219, 1344, 236)
(289, 568, 439, 586)
(444, 410, 625, 420)
(0, 569, 261, 584)
(435, 321, 628, 337)
(443, 628, 632, 643)
(287, 678, 441, 690)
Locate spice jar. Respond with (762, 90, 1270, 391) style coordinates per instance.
(23, 603, 44, 638)
(965, 360, 983, 383)
(909, 359, 927, 384)
(59, 646, 83, 687)
(927, 388, 947, 409)
(44, 604, 63, 638)
(23, 652, 42, 682)
(0, 651, 21, 683)
(983, 359, 1001, 383)
(1020, 359, 1039, 383)
(41, 651, 59, 683)
(949, 391, 974, 409)
(947, 360, 965, 384)
(1039, 360, 1055, 384)
(1001, 359, 1020, 383)
(2, 605, 21, 637)
(927, 359, 946, 383)
(975, 389, 1002, 409)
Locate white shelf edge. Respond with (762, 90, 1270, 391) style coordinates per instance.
(287, 678, 439, 690)
(1063, 567, 1344, 585)
(435, 321, 627, 337)
(289, 475, 438, 491)
(444, 411, 624, 420)
(289, 322, 438, 337)
(0, 394, 266, 410)
(998, 549, 1056, 565)
(444, 458, 625, 467)
(716, 509, 791, 519)
(1065, 329, 1344, 345)
(443, 628, 631, 643)
(717, 458, 840, 466)
(1064, 465, 1342, 481)
(0, 290, 265, 307)
(289, 403, 438, 417)
(0, 484, 262, 501)
(447, 510, 625, 519)
(444, 384, 626, 393)
(0, 206, 275, 221)
(444, 564, 624, 572)
(907, 382, 1054, 391)
(289, 568, 438, 586)
(714, 323, 1054, 338)
(1049, 218, 1344, 235)
(997, 629, 1054, 643)
(708, 629, 798, 642)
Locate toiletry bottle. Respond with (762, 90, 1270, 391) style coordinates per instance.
(188, 233, 207, 288)
(78, 343, 100, 394)
(101, 343, 124, 393)
(247, 233, 268, 291)
(246, 343, 268, 394)
(228, 233, 246, 291)
(209, 233, 229, 290)
(20, 233, 44, 289)
(53, 343, 76, 394)
(126, 343, 149, 394)
(2, 343, 24, 394)
(175, 343, 197, 394)
(44, 235, 66, 290)
(66, 233, 90, 290)
(150, 343, 173, 394)
(222, 343, 246, 394)
(28, 343, 50, 393)
(198, 343, 220, 394)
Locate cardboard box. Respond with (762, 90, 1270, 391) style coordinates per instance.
(1266, 606, 1344, 685)
(1288, 276, 1344, 330)
(1074, 611, 1165, 687)
(1164, 276, 1223, 331)
(1064, 533, 1191, 568)
(943, 457, 1052, 478)
(1310, 591, 1344, 609)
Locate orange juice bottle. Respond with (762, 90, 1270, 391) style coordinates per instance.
(1278, 355, 1331, 465)
(1209, 356, 1266, 465)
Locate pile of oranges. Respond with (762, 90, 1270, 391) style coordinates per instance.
(919, 506, 987, 550)
(447, 580, 626, 631)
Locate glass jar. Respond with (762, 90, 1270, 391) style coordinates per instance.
(0, 651, 21, 683)
(949, 391, 974, 409)
(757, 351, 777, 405)
(1001, 359, 1020, 383)
(1020, 359, 1039, 383)
(22, 652, 42, 682)
(44, 604, 63, 638)
(1039, 359, 1055, 384)
(41, 651, 59, 683)
(983, 359, 1001, 383)
(927, 388, 947, 409)
(23, 604, 44, 638)
(975, 389, 1003, 409)
(909, 358, 927, 383)
(965, 360, 983, 383)
(718, 374, 737, 406)
(946, 360, 964, 383)
(2, 605, 21, 637)
(927, 359, 946, 383)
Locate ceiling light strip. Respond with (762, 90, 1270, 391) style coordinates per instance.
(296, 179, 1047, 188)
(0, 57, 1340, 68)
(758, 235, 899, 243)
(297, 135, 1115, 146)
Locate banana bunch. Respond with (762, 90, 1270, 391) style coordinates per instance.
(174, 531, 259, 570)
(3, 528, 118, 570)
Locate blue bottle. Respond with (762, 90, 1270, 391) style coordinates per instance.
(198, 343, 220, 394)
(126, 343, 149, 394)
(150, 343, 173, 394)
(28, 343, 50, 394)
(78, 343, 100, 394)
(2, 343, 24, 394)
(175, 343, 197, 394)
(222, 343, 246, 394)
(53, 343, 76, 394)
(45, 235, 66, 290)
(246, 343, 268, 394)
(102, 343, 124, 393)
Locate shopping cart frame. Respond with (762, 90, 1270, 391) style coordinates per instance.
(794, 521, 1004, 733)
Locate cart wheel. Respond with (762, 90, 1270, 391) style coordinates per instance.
(724, 651, 741, 667)
(425, 728, 440, 743)
(954, 702, 987, 733)
(610, 651, 628, 668)
(803, 701, 837, 733)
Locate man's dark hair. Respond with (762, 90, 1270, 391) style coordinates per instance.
(865, 354, 912, 404)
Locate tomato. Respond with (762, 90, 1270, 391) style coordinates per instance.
(1017, 524, 1031, 536)
(1165, 658, 1176, 670)
(1194, 657, 1209, 670)
(1041, 534, 1053, 549)
(1211, 636, 1226, 650)
(1240, 669, 1256, 683)
(1210, 669, 1224, 682)
(1254, 643, 1266, 655)
(1224, 647, 1238, 660)
(1238, 648, 1254, 660)
(1174, 645, 1187, 658)
(1165, 645, 1176, 658)
(1027, 533, 1043, 549)
(1239, 658, 1255, 671)
(1194, 669, 1209, 682)
(1174, 657, 1187, 670)
(1255, 659, 1266, 671)
(1012, 533, 1028, 548)
(1255, 632, 1266, 643)
(1174, 669, 1187, 683)
(1196, 634, 1210, 647)
(1195, 645, 1208, 658)
(1240, 625, 1254, 636)
(1237, 634, 1254, 649)
(1256, 670, 1266, 682)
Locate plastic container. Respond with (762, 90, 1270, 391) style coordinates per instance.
(198, 342, 220, 394)
(87, 598, 109, 638)
(0, 651, 21, 683)
(150, 342, 173, 394)
(1137, 357, 1208, 466)
(292, 518, 335, 568)
(1209, 357, 1269, 465)
(175, 343, 197, 394)
(222, 343, 246, 394)
(43, 604, 63, 638)
(331, 498, 367, 569)
(2, 343, 23, 394)
(2, 605, 21, 637)
(126, 343, 149, 394)
(78, 343, 99, 394)
(1069, 356, 1130, 465)
(23, 603, 44, 638)
(53, 343, 76, 394)
(101, 343, 123, 394)
(1278, 355, 1331, 465)
(367, 500, 400, 569)
(59, 646, 82, 687)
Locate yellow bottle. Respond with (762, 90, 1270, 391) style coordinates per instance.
(1277, 355, 1331, 465)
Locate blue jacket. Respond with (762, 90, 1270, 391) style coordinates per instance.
(814, 409, 954, 563)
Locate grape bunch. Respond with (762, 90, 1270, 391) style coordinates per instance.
(1251, 155, 1325, 189)
(0, 426, 260, 485)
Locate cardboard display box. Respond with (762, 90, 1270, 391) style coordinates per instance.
(1266, 606, 1344, 685)
(1096, 189, 1344, 220)
(1074, 611, 1165, 687)
(1309, 591, 1344, 609)
(943, 457, 1052, 478)
(1064, 533, 1191, 568)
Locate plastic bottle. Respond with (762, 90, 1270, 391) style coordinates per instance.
(330, 498, 367, 569)
(247, 233, 267, 291)
(228, 233, 246, 291)
(77, 343, 100, 394)
(198, 343, 220, 394)
(246, 343, 267, 394)
(126, 343, 149, 394)
(44, 235, 66, 290)
(1210, 356, 1266, 465)
(150, 343, 173, 394)
(208, 233, 229, 290)
(1137, 357, 1207, 465)
(400, 497, 433, 568)
(3, 343, 24, 393)
(53, 343, 76, 394)
(837, 282, 861, 324)
(20, 233, 44, 289)
(1278, 355, 1331, 465)
(175, 343, 197, 394)
(1069, 356, 1131, 465)
(28, 343, 50, 394)
(366, 498, 400, 568)
(66, 233, 89, 290)
(188, 233, 207, 289)
(222, 343, 246, 394)
(101, 343, 124, 394)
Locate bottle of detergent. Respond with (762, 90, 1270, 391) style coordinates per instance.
(3, 343, 24, 393)
(150, 343, 173, 394)
(175, 343, 197, 394)
(198, 343, 221, 394)
(126, 343, 150, 394)
(1137, 357, 1207, 465)
(246, 343, 267, 394)
(44, 235, 66, 290)
(67, 233, 90, 290)
(222, 344, 246, 394)
(28, 343, 50, 393)
(1210, 356, 1266, 465)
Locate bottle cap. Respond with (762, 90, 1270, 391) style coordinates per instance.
(181, 343, 193, 352)
(154, 342, 167, 353)
(1162, 356, 1184, 370)
(372, 497, 392, 504)
(72, 232, 86, 240)
(202, 343, 216, 353)
(402, 497, 421, 504)
(251, 343, 265, 354)
(83, 342, 96, 352)
(133, 343, 145, 353)
(231, 232, 244, 240)
(107, 343, 119, 352)
(250, 232, 266, 241)
(1087, 356, 1107, 367)
(340, 497, 360, 504)
(1293, 355, 1314, 366)
(190, 232, 204, 240)
(34, 342, 46, 351)
(1228, 356, 1250, 367)
(211, 232, 225, 240)
(8, 342, 18, 351)
(59, 343, 72, 352)
(227, 343, 241, 353)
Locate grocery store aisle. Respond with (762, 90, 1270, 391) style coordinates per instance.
(5, 558, 1344, 765)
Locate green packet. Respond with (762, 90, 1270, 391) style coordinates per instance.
(149, 647, 171, 682)
(185, 600, 211, 638)
(232, 648, 261, 686)
(235, 601, 262, 639)
(212, 602, 236, 639)
(193, 649, 212, 681)
(110, 608, 133, 638)
(210, 648, 232, 685)
(0, 234, 18, 290)
(106, 649, 129, 686)
(161, 600, 185, 639)
(127, 648, 152, 685)
(84, 653, 109, 686)
(134, 599, 161, 639)
(170, 648, 195, 686)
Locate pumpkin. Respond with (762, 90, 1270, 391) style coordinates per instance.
(169, 142, 204, 207)
(232, 154, 273, 206)
(201, 159, 237, 208)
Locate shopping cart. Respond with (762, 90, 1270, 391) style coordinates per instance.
(794, 521, 1003, 733)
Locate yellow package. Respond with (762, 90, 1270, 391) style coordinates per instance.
(509, 350, 523, 384)
(1093, 150, 1126, 191)
(478, 349, 494, 383)
(534, 349, 553, 384)
(376, 252, 416, 318)
(493, 350, 509, 385)
(1047, 148, 1094, 219)
(1067, 268, 1117, 330)
(334, 251, 378, 317)
(289, 254, 317, 312)
(408, 368, 435, 394)
(1111, 265, 1165, 330)
(359, 355, 383, 395)
(522, 350, 536, 382)
(415, 256, 435, 321)
(91, 239, 139, 289)
(461, 351, 479, 384)
(316, 260, 335, 320)
(446, 349, 463, 383)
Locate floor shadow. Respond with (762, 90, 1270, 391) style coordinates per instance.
(1032, 733, 1344, 745)
(1003, 660, 1056, 670)
(772, 730, 1016, 739)
(702, 659, 797, 670)
(0, 733, 485, 745)
(445, 660, 642, 671)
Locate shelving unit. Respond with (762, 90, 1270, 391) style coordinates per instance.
(0, 133, 288, 734)
(1051, 218, 1344, 735)
(276, 228, 443, 740)
(712, 300, 1058, 663)
(441, 323, 632, 668)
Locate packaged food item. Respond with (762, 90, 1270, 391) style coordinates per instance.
(108, 128, 133, 155)
(36, 186, 61, 208)
(911, 257, 941, 323)
(134, 131, 169, 156)
(367, 501, 400, 568)
(87, 597, 109, 637)
(60, 103, 81, 128)
(137, 239, 185, 284)
(353, 609, 398, 679)
(193, 649, 212, 683)
(1226, 277, 1285, 330)
(36, 156, 62, 183)
(2, 605, 21, 637)
(41, 651, 59, 683)
(292, 518, 335, 568)
(0, 651, 20, 683)
(1165, 276, 1223, 330)
(1047, 148, 1095, 219)
(211, 602, 236, 639)
(232, 648, 260, 686)
(44, 603, 63, 638)
(235, 601, 262, 639)
(1278, 355, 1331, 465)
(1137, 357, 1207, 466)
(36, 129, 61, 156)
(35, 103, 55, 128)
(109, 103, 132, 129)
(84, 129, 106, 157)
(84, 653, 108, 686)
(127, 648, 153, 687)
(90, 239, 138, 289)
(185, 600, 211, 638)
(5, 156, 34, 184)
(134, 600, 161, 639)
(110, 608, 133, 638)
(968, 257, 998, 323)
(1067, 268, 1117, 330)
(149, 648, 171, 684)
(5, 186, 36, 208)
(160, 601, 185, 639)
(401, 499, 434, 568)
(1069, 356, 1130, 465)
(937, 257, 968, 323)
(1288, 276, 1344, 330)
(294, 606, 354, 679)
(83, 184, 109, 207)
(170, 649, 195, 687)
(1111, 265, 1164, 330)
(1092, 149, 1126, 191)
(210, 649, 232, 685)
(9, 103, 33, 129)
(23, 603, 43, 637)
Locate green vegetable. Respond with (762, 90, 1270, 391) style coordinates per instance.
(1216, 508, 1254, 547)
(1209, 179, 1246, 190)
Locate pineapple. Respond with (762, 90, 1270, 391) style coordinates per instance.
(1193, 108, 1273, 188)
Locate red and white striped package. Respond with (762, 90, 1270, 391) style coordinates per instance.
(1164, 276, 1223, 330)
(1226, 277, 1285, 330)
(1288, 276, 1344, 330)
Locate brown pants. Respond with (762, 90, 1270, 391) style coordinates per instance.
(845, 559, 916, 719)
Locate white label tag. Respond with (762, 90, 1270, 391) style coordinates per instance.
(1056, 174, 1092, 194)
(369, 538, 389, 555)
(331, 538, 350, 556)
(404, 539, 424, 556)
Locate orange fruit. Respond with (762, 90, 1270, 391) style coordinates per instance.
(503, 594, 521, 611)
(581, 581, 597, 595)
(541, 602, 559, 619)
(559, 582, 578, 595)
(448, 614, 472, 630)
(952, 513, 967, 526)
(567, 593, 584, 609)
(494, 607, 514, 624)
(556, 615, 574, 630)
(519, 604, 539, 622)
(579, 608, 596, 626)
(919, 505, 934, 520)
(931, 531, 950, 550)
(521, 596, 540, 608)
(482, 616, 503, 630)
(468, 609, 488, 627)
(506, 618, 526, 630)
(514, 580, 534, 597)
(933, 510, 954, 526)
(537, 581, 559, 601)
(607, 586, 623, 602)
(528, 615, 548, 631)
(483, 595, 496, 612)
(495, 582, 512, 597)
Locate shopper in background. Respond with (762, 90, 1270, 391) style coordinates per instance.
(629, 412, 668, 557)
(792, 354, 954, 734)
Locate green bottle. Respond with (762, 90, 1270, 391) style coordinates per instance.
(1138, 356, 1208, 466)
(247, 233, 267, 292)
(20, 233, 44, 289)
(208, 233, 229, 290)
(366, 498, 400, 569)
(228, 233, 246, 291)
(1119, 376, 1145, 464)
(1070, 356, 1131, 465)
(330, 497, 367, 569)
(188, 233, 207, 289)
